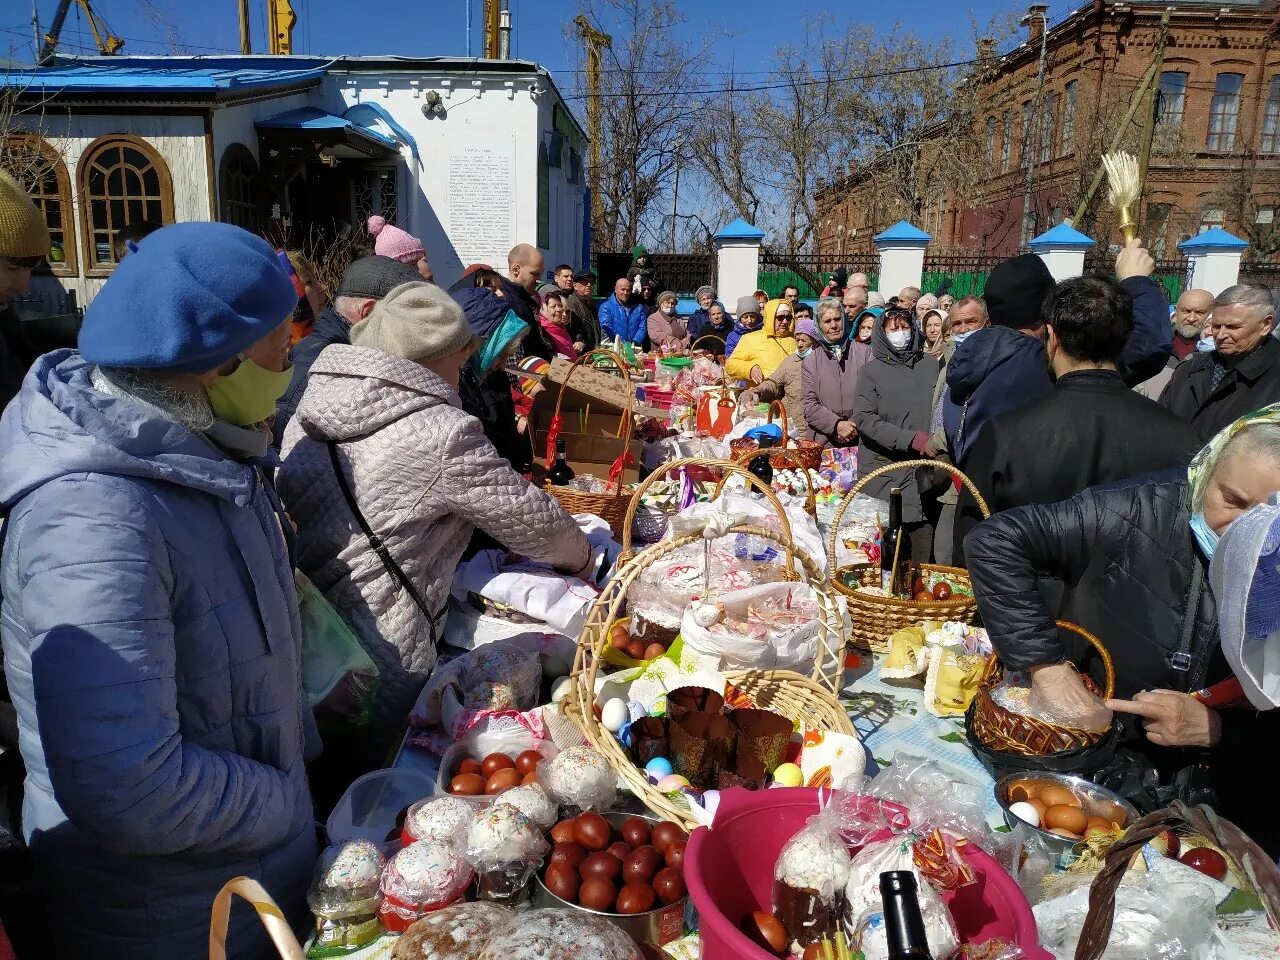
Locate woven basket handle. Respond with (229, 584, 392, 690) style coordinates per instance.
(550, 348, 635, 498)
(209, 877, 305, 960)
(1053, 620, 1116, 700)
(618, 456, 797, 578)
(767, 400, 789, 438)
(690, 334, 726, 356)
(717, 448, 817, 517)
(825, 458, 991, 580)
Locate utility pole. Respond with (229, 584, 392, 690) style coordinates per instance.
(574, 14, 612, 238)
(1019, 7, 1049, 248)
(1135, 9, 1172, 235)
(1073, 58, 1162, 223)
(238, 0, 252, 54)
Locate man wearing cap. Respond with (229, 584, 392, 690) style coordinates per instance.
(0, 170, 50, 414)
(0, 221, 317, 959)
(275, 255, 424, 439)
(564, 269, 601, 353)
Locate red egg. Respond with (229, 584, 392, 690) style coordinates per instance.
(579, 851, 623, 882)
(643, 643, 666, 661)
(1181, 847, 1228, 880)
(449, 773, 485, 796)
(455, 757, 482, 777)
(915, 590, 935, 603)
(485, 768, 521, 795)
(625, 639, 649, 660)
(622, 845, 663, 885)
(653, 866, 686, 905)
(481, 753, 515, 778)
(550, 820, 578, 845)
(620, 816, 652, 849)
(740, 911, 787, 955)
(651, 821, 687, 854)
(578, 876, 617, 912)
(607, 841, 632, 862)
(664, 840, 686, 871)
(575, 812, 611, 851)
(544, 864, 581, 903)
(520, 770, 539, 785)
(933, 581, 953, 601)
(515, 750, 543, 775)
(615, 881, 656, 915)
(549, 842, 587, 870)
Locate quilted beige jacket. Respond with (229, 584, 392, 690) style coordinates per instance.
(279, 345, 591, 738)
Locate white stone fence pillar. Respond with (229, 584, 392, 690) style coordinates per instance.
(1178, 228, 1248, 297)
(1028, 222, 1095, 282)
(712, 218, 765, 313)
(874, 221, 931, 299)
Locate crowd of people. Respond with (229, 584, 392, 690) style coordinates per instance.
(4, 153, 1280, 959)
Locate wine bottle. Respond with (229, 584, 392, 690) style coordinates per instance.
(747, 452, 773, 488)
(879, 871, 934, 960)
(548, 438, 576, 486)
(881, 487, 911, 595)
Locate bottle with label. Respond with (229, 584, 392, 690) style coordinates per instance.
(880, 487, 911, 595)
(548, 438, 576, 486)
(879, 871, 934, 960)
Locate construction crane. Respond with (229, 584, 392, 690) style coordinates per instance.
(39, 0, 124, 64)
(483, 0, 501, 59)
(268, 0, 297, 55)
(574, 14, 611, 232)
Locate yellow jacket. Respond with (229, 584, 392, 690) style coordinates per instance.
(725, 298, 797, 381)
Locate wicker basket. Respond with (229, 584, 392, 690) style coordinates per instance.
(690, 334, 727, 357)
(828, 459, 991, 653)
(543, 348, 634, 539)
(729, 402, 823, 471)
(565, 522, 851, 830)
(719, 447, 818, 518)
(968, 620, 1116, 757)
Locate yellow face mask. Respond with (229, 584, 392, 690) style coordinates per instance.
(208, 357, 294, 427)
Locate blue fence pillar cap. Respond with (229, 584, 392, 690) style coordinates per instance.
(873, 220, 932, 247)
(712, 217, 766, 242)
(1178, 227, 1249, 252)
(1028, 222, 1095, 249)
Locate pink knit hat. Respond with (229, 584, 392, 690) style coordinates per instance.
(366, 215, 426, 264)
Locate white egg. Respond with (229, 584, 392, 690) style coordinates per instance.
(550, 676, 573, 704)
(1008, 801, 1041, 828)
(601, 698, 629, 733)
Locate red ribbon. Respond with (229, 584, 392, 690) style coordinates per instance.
(607, 451, 636, 490)
(544, 413, 563, 469)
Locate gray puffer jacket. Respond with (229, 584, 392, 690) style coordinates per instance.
(279, 346, 591, 739)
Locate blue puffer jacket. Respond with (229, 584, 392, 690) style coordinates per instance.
(0, 352, 317, 960)
(597, 294, 647, 345)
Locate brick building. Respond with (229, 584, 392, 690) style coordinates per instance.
(815, 0, 1280, 260)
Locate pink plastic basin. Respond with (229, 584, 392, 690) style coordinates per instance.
(686, 787, 1050, 960)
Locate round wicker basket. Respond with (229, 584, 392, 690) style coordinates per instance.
(565, 523, 852, 829)
(827, 458, 991, 653)
(968, 620, 1116, 757)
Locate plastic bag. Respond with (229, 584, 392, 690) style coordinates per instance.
(772, 814, 853, 949)
(296, 571, 378, 732)
(680, 581, 821, 674)
(829, 493, 889, 569)
(844, 835, 961, 960)
(675, 489, 828, 569)
(476, 908, 642, 960)
(861, 753, 998, 856)
(409, 641, 541, 738)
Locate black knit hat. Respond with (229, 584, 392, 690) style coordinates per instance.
(336, 255, 424, 300)
(984, 254, 1055, 330)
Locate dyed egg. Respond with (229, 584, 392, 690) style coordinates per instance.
(655, 774, 689, 792)
(550, 676, 573, 704)
(601, 698, 629, 733)
(1038, 785, 1081, 809)
(644, 757, 674, 778)
(1043, 804, 1088, 835)
(772, 763, 803, 787)
(1008, 801, 1041, 828)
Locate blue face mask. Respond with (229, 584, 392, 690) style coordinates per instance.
(1197, 334, 1217, 353)
(951, 330, 974, 346)
(1189, 512, 1219, 557)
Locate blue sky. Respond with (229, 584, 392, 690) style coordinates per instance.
(3, 0, 1086, 104)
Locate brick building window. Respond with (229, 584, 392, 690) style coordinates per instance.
(1262, 77, 1280, 153)
(1061, 81, 1077, 155)
(1200, 207, 1225, 232)
(1207, 73, 1244, 151)
(1157, 71, 1187, 128)
(985, 117, 997, 164)
(1040, 91, 1056, 164)
(1001, 111, 1013, 170)
(1021, 100, 1033, 167)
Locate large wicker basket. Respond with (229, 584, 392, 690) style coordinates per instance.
(543, 348, 634, 539)
(968, 620, 1116, 757)
(565, 521, 851, 830)
(828, 459, 991, 653)
(729, 402, 824, 471)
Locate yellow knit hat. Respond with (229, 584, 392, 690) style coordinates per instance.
(0, 168, 50, 260)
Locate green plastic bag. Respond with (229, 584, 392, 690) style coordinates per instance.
(296, 571, 378, 732)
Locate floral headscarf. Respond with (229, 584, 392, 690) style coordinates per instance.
(1187, 403, 1280, 510)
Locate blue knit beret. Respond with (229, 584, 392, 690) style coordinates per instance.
(79, 222, 298, 374)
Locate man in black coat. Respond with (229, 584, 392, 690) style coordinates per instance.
(503, 243, 554, 361)
(956, 276, 1201, 558)
(564, 269, 601, 353)
(1161, 283, 1280, 442)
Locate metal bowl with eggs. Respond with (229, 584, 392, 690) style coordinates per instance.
(995, 772, 1138, 870)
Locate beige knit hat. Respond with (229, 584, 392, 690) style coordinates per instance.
(350, 280, 473, 364)
(0, 169, 50, 260)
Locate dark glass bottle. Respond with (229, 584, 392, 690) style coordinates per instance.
(747, 452, 773, 488)
(548, 438, 576, 486)
(879, 871, 933, 960)
(880, 487, 911, 596)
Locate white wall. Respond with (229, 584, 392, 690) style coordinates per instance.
(211, 90, 314, 179)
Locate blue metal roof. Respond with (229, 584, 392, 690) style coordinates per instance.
(256, 106, 398, 148)
(714, 217, 766, 241)
(874, 220, 932, 244)
(1028, 222, 1095, 249)
(1, 56, 331, 95)
(1179, 227, 1249, 251)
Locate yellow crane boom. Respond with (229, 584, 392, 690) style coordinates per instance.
(269, 0, 297, 55)
(574, 14, 611, 231)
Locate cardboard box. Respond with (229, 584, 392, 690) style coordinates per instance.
(540, 356, 664, 420)
(534, 429, 642, 486)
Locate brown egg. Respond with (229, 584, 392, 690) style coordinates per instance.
(580, 851, 623, 882)
(578, 875, 617, 912)
(515, 750, 543, 775)
(609, 623, 630, 647)
(740, 911, 787, 955)
(653, 866, 686, 905)
(620, 816, 652, 849)
(1039, 785, 1081, 809)
(456, 757, 483, 777)
(1048, 827, 1082, 839)
(664, 840, 686, 871)
(520, 770, 539, 785)
(933, 581, 953, 601)
(651, 821, 687, 854)
(1008, 781, 1036, 803)
(802, 946, 824, 960)
(643, 643, 666, 661)
(1086, 815, 1114, 833)
(914, 590, 935, 603)
(485, 767, 521, 795)
(1043, 804, 1089, 835)
(616, 881, 656, 915)
(449, 772, 485, 796)
(481, 753, 516, 778)
(549, 842, 587, 870)
(608, 841, 632, 862)
(1027, 798, 1048, 821)
(575, 812, 611, 851)
(550, 819, 579, 845)
(622, 845, 663, 885)
(544, 864, 581, 903)
(626, 639, 649, 660)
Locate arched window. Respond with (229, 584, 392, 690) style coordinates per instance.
(0, 133, 76, 275)
(77, 134, 173, 273)
(218, 143, 261, 231)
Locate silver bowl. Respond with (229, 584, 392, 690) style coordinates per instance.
(531, 811, 689, 947)
(994, 771, 1138, 870)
